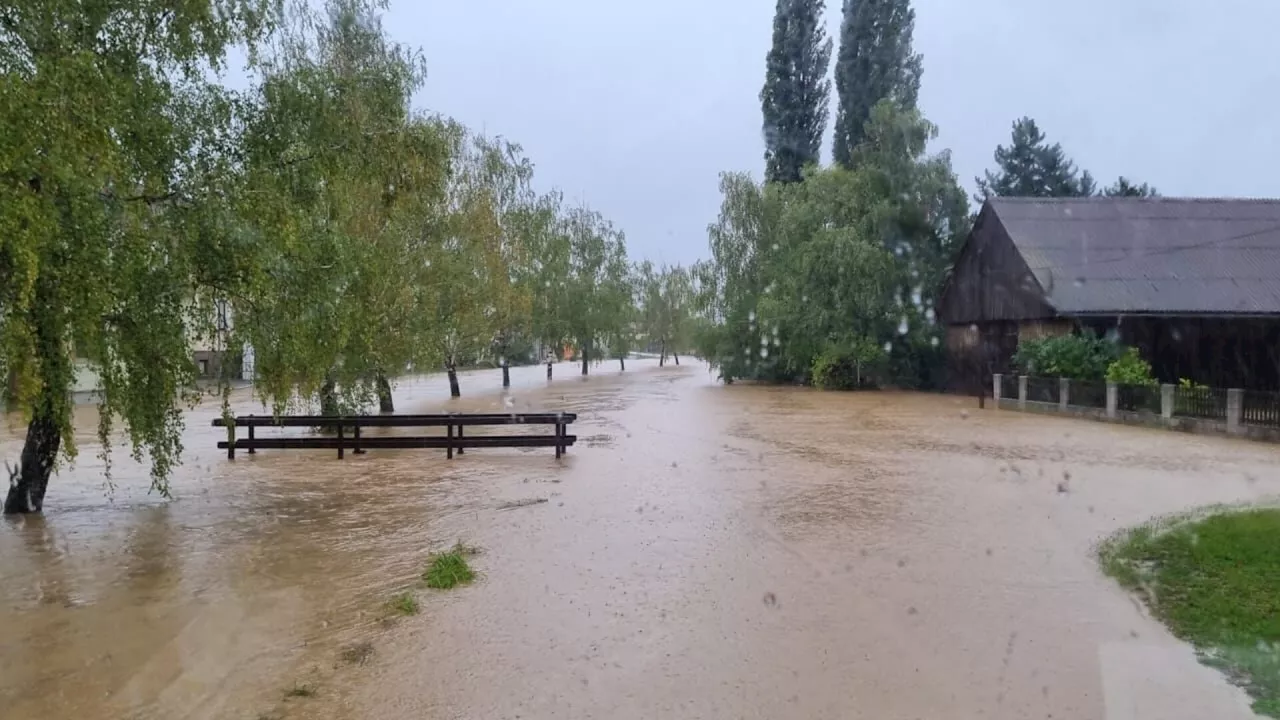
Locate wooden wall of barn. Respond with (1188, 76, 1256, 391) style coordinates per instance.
(939, 203, 1060, 392)
(1079, 317, 1280, 391)
(938, 203, 1056, 326)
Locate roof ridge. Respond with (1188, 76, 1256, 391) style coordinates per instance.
(992, 196, 1280, 204)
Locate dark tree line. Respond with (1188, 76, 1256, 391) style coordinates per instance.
(977, 117, 1157, 202)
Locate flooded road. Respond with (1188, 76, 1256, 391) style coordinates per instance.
(3, 361, 1279, 719)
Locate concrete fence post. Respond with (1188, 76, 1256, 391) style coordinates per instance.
(1106, 381, 1118, 419)
(992, 374, 1003, 407)
(1161, 384, 1175, 421)
(1059, 377, 1070, 412)
(1227, 388, 1244, 434)
(1018, 376, 1028, 410)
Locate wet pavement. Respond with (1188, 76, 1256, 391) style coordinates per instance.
(2, 360, 1278, 719)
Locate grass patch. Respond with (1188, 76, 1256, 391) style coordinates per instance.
(424, 543, 477, 589)
(387, 592, 419, 616)
(1100, 508, 1280, 717)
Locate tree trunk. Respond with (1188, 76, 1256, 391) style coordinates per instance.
(376, 374, 394, 413)
(581, 343, 589, 376)
(502, 362, 510, 388)
(619, 356, 625, 371)
(673, 350, 680, 366)
(320, 378, 340, 416)
(4, 399, 60, 514)
(660, 339, 666, 367)
(447, 366, 461, 398)
(5, 286, 68, 514)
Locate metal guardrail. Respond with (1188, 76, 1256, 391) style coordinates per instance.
(1116, 384, 1162, 414)
(1025, 377, 1059, 404)
(1242, 390, 1280, 428)
(1173, 386, 1228, 420)
(1071, 380, 1108, 409)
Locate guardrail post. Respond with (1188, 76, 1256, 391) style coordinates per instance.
(336, 420, 345, 459)
(555, 412, 564, 458)
(992, 374, 1003, 408)
(446, 421, 454, 459)
(1227, 388, 1244, 434)
(353, 418, 365, 455)
(246, 415, 256, 455)
(227, 415, 236, 460)
(1018, 376, 1027, 410)
(1161, 384, 1175, 420)
(1059, 377, 1069, 412)
(457, 415, 465, 455)
(1106, 381, 1118, 418)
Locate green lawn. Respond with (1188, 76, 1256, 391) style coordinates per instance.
(1100, 508, 1280, 717)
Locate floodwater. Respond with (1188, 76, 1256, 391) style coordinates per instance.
(2, 360, 1279, 720)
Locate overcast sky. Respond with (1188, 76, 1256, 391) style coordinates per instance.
(386, 0, 1280, 266)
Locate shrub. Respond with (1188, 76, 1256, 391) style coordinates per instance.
(1106, 347, 1157, 386)
(1012, 331, 1119, 381)
(811, 339, 887, 390)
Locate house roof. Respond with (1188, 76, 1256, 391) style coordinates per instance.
(991, 196, 1280, 315)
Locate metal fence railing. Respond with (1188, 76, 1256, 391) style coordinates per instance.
(1071, 380, 1108, 409)
(1173, 385, 1228, 420)
(1025, 377, 1059, 404)
(1001, 375, 1280, 433)
(1117, 384, 1162, 414)
(1242, 390, 1280, 428)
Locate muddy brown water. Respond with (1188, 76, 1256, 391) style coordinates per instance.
(2, 359, 1279, 719)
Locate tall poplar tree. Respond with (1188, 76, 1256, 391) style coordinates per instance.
(761, 0, 833, 184)
(831, 0, 922, 167)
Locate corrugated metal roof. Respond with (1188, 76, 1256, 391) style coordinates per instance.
(990, 197, 1280, 315)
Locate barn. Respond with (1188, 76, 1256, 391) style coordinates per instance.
(938, 196, 1280, 393)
